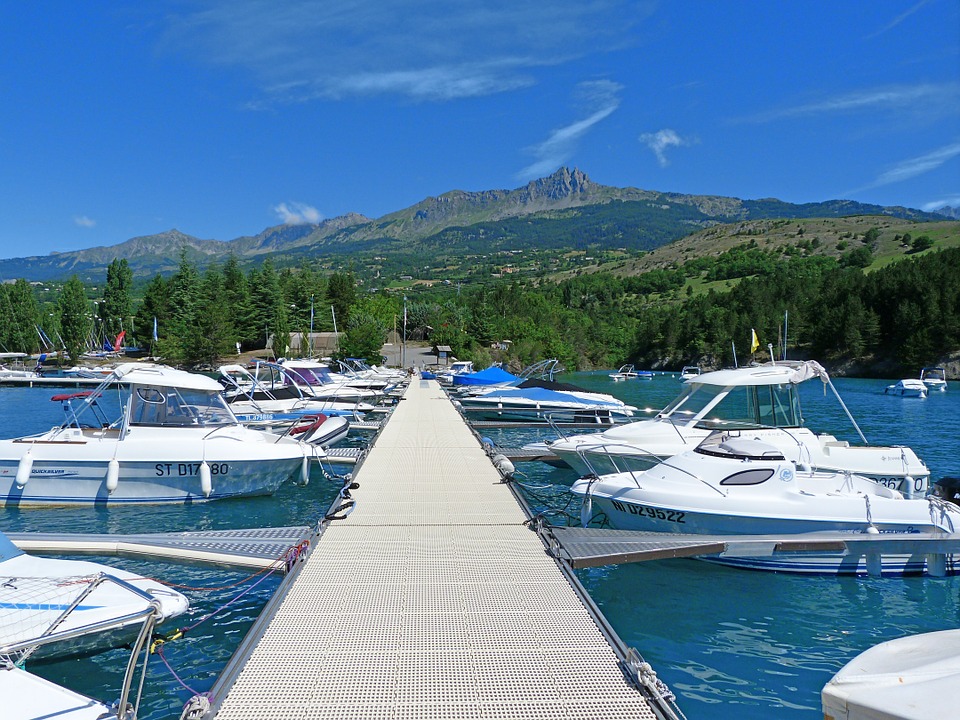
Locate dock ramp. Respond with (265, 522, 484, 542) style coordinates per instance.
(209, 377, 679, 719)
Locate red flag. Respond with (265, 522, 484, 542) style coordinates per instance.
(113, 330, 126, 352)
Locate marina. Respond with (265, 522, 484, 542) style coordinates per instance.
(1, 370, 958, 719)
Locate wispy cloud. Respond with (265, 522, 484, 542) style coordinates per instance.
(273, 202, 322, 225)
(639, 128, 693, 167)
(163, 1, 652, 102)
(865, 0, 929, 39)
(861, 141, 960, 190)
(741, 82, 960, 123)
(517, 80, 622, 180)
(73, 215, 96, 228)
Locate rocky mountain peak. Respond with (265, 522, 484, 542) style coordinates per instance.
(522, 167, 591, 202)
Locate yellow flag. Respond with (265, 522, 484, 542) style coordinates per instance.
(750, 328, 759, 353)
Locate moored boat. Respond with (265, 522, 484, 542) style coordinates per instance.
(920, 366, 948, 392)
(0, 363, 320, 506)
(884, 378, 928, 398)
(0, 530, 188, 661)
(530, 361, 931, 496)
(571, 432, 960, 575)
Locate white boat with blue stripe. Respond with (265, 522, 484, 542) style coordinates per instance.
(0, 363, 321, 506)
(572, 432, 960, 575)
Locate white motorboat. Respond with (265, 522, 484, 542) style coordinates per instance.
(219, 363, 375, 418)
(571, 433, 960, 575)
(279, 358, 384, 403)
(920, 366, 948, 392)
(822, 629, 960, 720)
(679, 365, 701, 381)
(530, 361, 930, 497)
(435, 360, 474, 385)
(0, 363, 320, 506)
(609, 364, 638, 381)
(0, 531, 187, 661)
(884, 378, 928, 398)
(454, 379, 638, 424)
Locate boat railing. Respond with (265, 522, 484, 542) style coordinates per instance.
(0, 572, 164, 720)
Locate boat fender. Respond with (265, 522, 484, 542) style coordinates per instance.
(901, 475, 914, 499)
(491, 453, 515, 479)
(199, 461, 212, 497)
(15, 449, 33, 488)
(300, 456, 310, 486)
(580, 494, 593, 528)
(106, 458, 120, 493)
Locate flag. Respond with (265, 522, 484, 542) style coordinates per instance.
(152, 316, 158, 342)
(750, 328, 759, 353)
(113, 330, 126, 352)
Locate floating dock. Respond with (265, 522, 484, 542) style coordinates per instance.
(209, 376, 678, 720)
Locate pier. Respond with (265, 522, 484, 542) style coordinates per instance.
(208, 376, 677, 719)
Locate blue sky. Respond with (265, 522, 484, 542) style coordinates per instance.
(1, 0, 958, 260)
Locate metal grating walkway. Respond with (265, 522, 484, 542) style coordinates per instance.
(211, 377, 666, 720)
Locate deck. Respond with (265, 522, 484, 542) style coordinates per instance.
(209, 376, 673, 719)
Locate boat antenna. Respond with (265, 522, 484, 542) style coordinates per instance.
(731, 341, 738, 368)
(767, 343, 776, 365)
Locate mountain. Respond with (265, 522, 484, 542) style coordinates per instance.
(0, 168, 947, 283)
(933, 205, 960, 220)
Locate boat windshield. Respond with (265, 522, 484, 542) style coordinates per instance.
(286, 366, 334, 386)
(127, 385, 236, 427)
(659, 382, 802, 429)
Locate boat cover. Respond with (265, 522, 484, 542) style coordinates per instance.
(471, 387, 623, 407)
(453, 366, 519, 386)
(822, 629, 960, 720)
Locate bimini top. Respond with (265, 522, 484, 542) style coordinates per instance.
(689, 361, 830, 388)
(110, 363, 224, 392)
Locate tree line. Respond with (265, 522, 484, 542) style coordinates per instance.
(1, 245, 957, 376)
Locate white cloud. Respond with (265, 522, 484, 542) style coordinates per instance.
(868, 141, 960, 188)
(922, 195, 960, 212)
(639, 128, 691, 167)
(163, 1, 653, 102)
(273, 202, 322, 225)
(73, 215, 96, 228)
(517, 80, 622, 180)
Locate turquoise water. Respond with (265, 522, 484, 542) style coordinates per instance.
(2, 374, 959, 719)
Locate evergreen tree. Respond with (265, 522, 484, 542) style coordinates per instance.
(134, 274, 170, 356)
(100, 258, 134, 341)
(222, 255, 257, 348)
(161, 250, 202, 363)
(4, 279, 40, 354)
(58, 276, 91, 362)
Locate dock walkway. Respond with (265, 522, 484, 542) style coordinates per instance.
(211, 377, 670, 719)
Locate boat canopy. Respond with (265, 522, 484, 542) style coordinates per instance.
(453, 366, 520, 386)
(112, 363, 224, 392)
(691, 361, 830, 388)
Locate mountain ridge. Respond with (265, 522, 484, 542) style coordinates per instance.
(1, 168, 948, 283)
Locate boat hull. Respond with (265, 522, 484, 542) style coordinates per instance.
(0, 429, 308, 506)
(577, 489, 957, 576)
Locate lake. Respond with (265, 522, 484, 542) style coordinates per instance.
(2, 371, 958, 719)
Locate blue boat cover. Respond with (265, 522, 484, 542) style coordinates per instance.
(453, 366, 520, 386)
(476, 387, 621, 407)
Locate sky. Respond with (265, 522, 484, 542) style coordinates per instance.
(1, 0, 958, 260)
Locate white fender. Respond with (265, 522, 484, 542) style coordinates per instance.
(902, 475, 915, 499)
(301, 455, 310, 485)
(199, 461, 212, 497)
(580, 494, 593, 528)
(106, 459, 120, 494)
(15, 449, 33, 488)
(491, 453, 515, 478)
